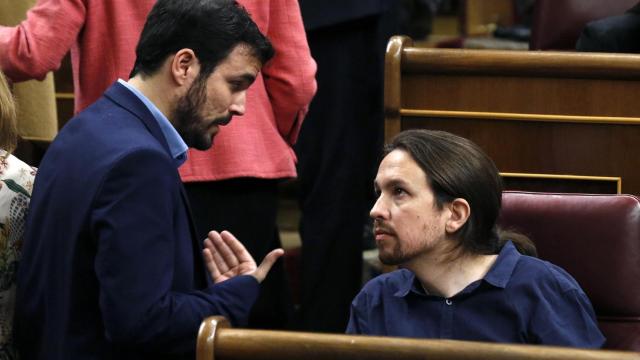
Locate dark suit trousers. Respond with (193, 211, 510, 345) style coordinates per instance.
(184, 178, 293, 329)
(295, 14, 388, 332)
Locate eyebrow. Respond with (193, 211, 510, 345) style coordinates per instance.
(374, 177, 409, 190)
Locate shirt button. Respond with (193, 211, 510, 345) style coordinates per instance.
(445, 299, 453, 305)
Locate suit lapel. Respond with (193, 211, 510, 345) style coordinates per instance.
(103, 82, 209, 286)
(179, 183, 210, 287)
(103, 82, 173, 157)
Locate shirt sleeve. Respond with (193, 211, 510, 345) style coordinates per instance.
(0, 0, 86, 81)
(91, 148, 259, 356)
(346, 291, 370, 334)
(529, 286, 606, 348)
(262, 0, 317, 145)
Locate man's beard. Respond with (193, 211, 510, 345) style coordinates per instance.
(378, 243, 411, 266)
(172, 77, 230, 151)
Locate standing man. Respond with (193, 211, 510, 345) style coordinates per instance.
(14, 1, 280, 359)
(178, 0, 316, 329)
(347, 130, 604, 348)
(1, 0, 316, 329)
(296, 0, 397, 332)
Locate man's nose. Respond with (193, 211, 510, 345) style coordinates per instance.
(370, 195, 388, 220)
(229, 91, 246, 116)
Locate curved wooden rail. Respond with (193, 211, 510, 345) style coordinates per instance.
(383, 35, 413, 141)
(402, 47, 640, 79)
(197, 316, 230, 360)
(196, 316, 640, 360)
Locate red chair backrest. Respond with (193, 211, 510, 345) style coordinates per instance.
(498, 191, 640, 351)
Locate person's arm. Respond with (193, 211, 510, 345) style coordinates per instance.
(528, 286, 605, 348)
(262, 0, 317, 145)
(345, 292, 370, 334)
(0, 0, 86, 81)
(91, 148, 262, 356)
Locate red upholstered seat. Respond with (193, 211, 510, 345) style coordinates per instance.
(498, 191, 640, 351)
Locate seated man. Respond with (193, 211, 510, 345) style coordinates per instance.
(14, 1, 281, 359)
(576, 2, 640, 53)
(346, 130, 604, 348)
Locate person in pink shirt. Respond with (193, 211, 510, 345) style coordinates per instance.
(0, 0, 316, 329)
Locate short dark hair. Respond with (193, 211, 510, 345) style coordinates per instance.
(384, 129, 535, 256)
(130, 0, 274, 79)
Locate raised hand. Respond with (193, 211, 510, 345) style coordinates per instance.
(203, 230, 284, 284)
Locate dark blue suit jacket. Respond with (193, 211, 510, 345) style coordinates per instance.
(15, 82, 260, 359)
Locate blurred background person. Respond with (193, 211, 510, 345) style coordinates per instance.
(576, 1, 640, 53)
(0, 70, 36, 359)
(295, 0, 397, 332)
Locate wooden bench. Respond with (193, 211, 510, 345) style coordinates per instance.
(196, 316, 640, 360)
(384, 36, 640, 195)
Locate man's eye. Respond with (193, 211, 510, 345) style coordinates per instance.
(393, 187, 406, 196)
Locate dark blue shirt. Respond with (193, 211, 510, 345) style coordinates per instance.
(346, 242, 605, 348)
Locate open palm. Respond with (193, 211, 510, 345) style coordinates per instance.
(203, 230, 283, 283)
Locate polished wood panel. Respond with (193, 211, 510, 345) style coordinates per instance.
(196, 316, 640, 360)
(501, 173, 620, 194)
(385, 36, 640, 195)
(401, 117, 640, 193)
(402, 75, 640, 118)
(401, 48, 640, 79)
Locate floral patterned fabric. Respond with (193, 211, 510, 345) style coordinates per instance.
(0, 150, 35, 359)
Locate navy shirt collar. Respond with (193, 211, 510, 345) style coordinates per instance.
(483, 241, 520, 288)
(394, 241, 521, 298)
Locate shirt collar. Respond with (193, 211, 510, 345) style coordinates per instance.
(394, 269, 419, 297)
(393, 241, 521, 298)
(483, 241, 520, 288)
(117, 79, 188, 167)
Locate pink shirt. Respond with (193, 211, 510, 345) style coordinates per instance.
(0, 0, 317, 181)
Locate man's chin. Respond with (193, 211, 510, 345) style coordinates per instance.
(187, 135, 214, 151)
(378, 251, 405, 266)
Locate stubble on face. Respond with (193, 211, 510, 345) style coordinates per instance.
(377, 217, 446, 266)
(172, 75, 231, 151)
(372, 150, 450, 267)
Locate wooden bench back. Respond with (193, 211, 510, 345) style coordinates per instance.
(385, 36, 640, 194)
(196, 316, 640, 360)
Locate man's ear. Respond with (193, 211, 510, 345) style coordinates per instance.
(445, 198, 470, 234)
(170, 48, 199, 86)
